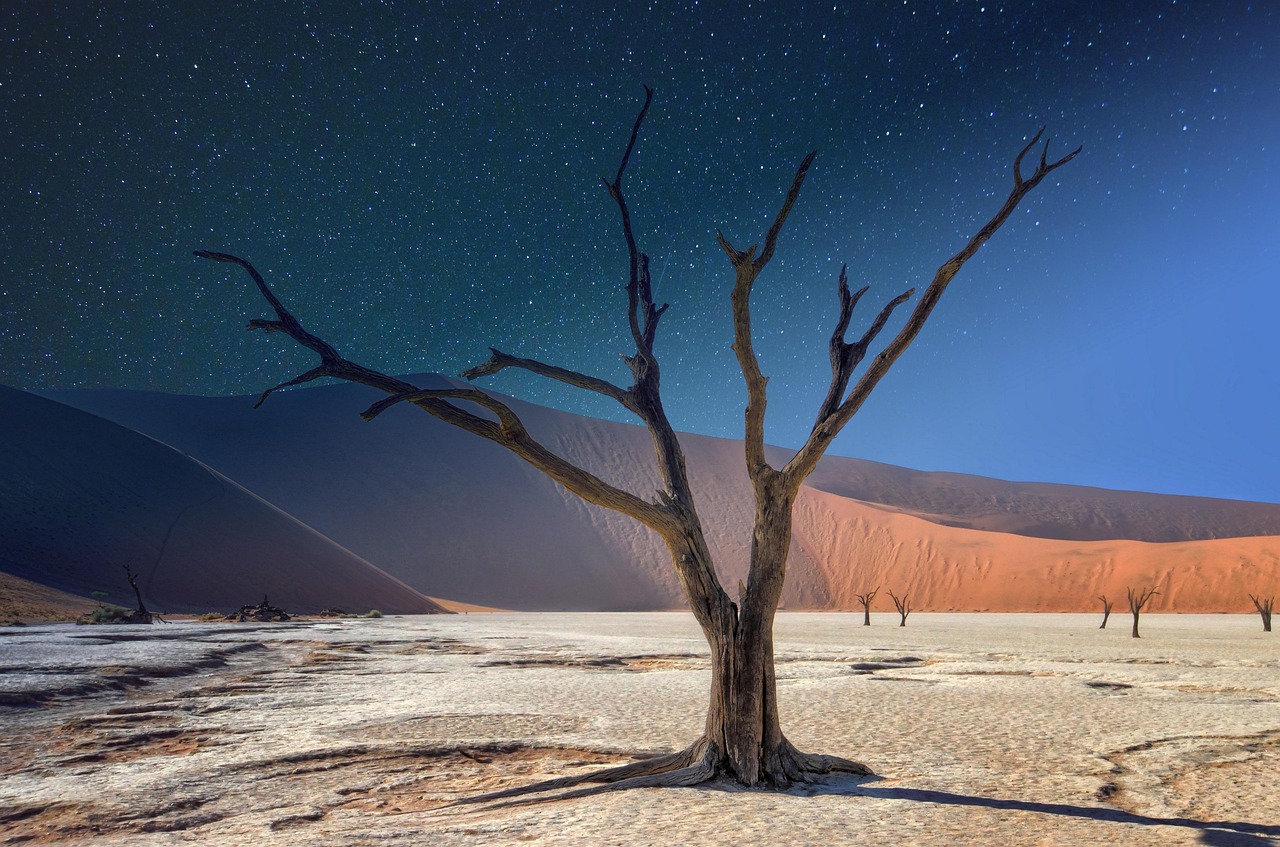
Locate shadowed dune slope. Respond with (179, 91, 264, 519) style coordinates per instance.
(0, 385, 445, 615)
(42, 375, 1280, 613)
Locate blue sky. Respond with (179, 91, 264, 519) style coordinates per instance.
(3, 1, 1278, 502)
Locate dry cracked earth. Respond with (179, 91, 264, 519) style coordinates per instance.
(1, 614, 1277, 846)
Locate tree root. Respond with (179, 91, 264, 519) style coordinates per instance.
(444, 737, 873, 809)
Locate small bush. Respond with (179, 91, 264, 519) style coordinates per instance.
(364, 609, 383, 618)
(85, 604, 134, 624)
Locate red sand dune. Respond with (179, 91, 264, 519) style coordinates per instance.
(788, 486, 1280, 613)
(0, 386, 444, 615)
(39, 375, 1280, 613)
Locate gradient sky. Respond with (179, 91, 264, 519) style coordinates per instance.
(3, 1, 1278, 503)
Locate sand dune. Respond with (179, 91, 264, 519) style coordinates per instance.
(39, 376, 1280, 613)
(0, 386, 444, 615)
(789, 486, 1280, 613)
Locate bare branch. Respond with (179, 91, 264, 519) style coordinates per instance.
(783, 130, 1080, 485)
(756, 150, 817, 271)
(602, 86, 664, 356)
(460, 347, 638, 414)
(252, 365, 328, 409)
(1127, 586, 1158, 612)
(361, 386, 525, 432)
(194, 251, 343, 365)
(813, 269, 915, 428)
(719, 152, 818, 476)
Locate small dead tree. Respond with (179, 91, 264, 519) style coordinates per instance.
(1127, 586, 1158, 639)
(197, 88, 1077, 793)
(1249, 593, 1273, 632)
(1098, 594, 1113, 629)
(121, 564, 159, 624)
(855, 588, 878, 626)
(888, 590, 911, 627)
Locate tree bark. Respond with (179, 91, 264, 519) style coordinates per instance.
(1098, 594, 1113, 629)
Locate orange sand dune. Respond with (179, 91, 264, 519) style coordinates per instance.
(788, 486, 1280, 613)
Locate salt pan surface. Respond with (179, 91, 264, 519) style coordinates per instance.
(1, 613, 1276, 845)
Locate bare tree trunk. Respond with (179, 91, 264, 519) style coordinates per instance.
(888, 590, 911, 627)
(1128, 586, 1157, 639)
(1098, 594, 1113, 629)
(1249, 593, 1273, 632)
(856, 588, 878, 626)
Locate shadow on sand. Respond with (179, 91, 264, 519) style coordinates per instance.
(788, 777, 1278, 846)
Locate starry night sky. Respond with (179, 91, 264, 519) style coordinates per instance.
(3, 2, 1278, 503)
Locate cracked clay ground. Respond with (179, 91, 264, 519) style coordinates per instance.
(1, 612, 1277, 846)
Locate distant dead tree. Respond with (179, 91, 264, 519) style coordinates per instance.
(1127, 586, 1158, 639)
(197, 87, 1077, 793)
(1097, 595, 1113, 629)
(855, 588, 879, 626)
(1249, 593, 1273, 632)
(120, 564, 161, 624)
(888, 590, 912, 627)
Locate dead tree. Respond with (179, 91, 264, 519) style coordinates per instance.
(197, 88, 1077, 793)
(855, 588, 878, 626)
(1098, 594, 1113, 629)
(1127, 586, 1158, 639)
(1249, 593, 1273, 632)
(122, 564, 158, 624)
(887, 590, 912, 627)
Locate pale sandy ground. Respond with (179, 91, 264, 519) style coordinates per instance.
(1, 613, 1276, 846)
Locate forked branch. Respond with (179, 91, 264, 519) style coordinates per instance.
(814, 267, 914, 427)
(784, 131, 1080, 485)
(717, 151, 818, 476)
(1127, 585, 1158, 638)
(888, 590, 911, 627)
(855, 586, 879, 626)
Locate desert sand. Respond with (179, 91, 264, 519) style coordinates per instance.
(0, 572, 96, 624)
(2, 612, 1276, 845)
